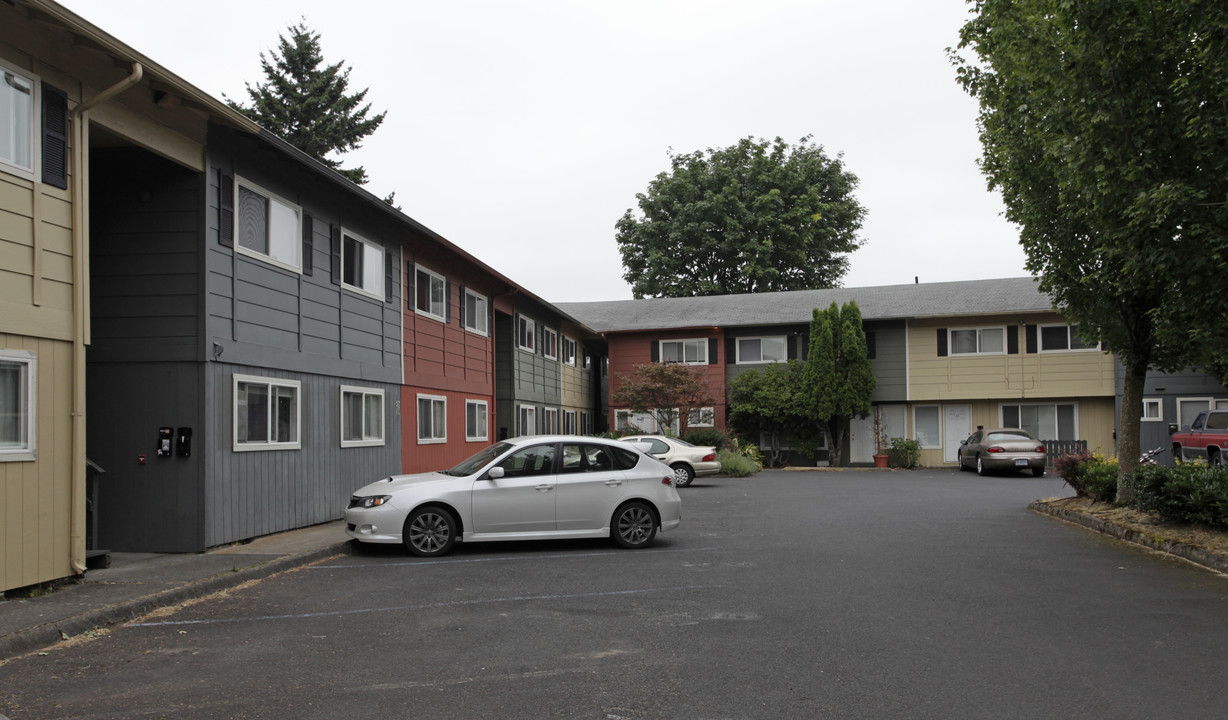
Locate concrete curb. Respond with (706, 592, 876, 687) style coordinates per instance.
(0, 541, 353, 661)
(1029, 500, 1228, 576)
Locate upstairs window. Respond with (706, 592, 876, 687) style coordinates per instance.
(0, 350, 35, 461)
(949, 327, 1004, 356)
(1040, 324, 1096, 352)
(542, 328, 559, 360)
(236, 178, 301, 270)
(463, 288, 489, 335)
(661, 338, 707, 365)
(1, 63, 36, 179)
(342, 231, 383, 299)
(562, 337, 577, 366)
(737, 337, 786, 364)
(414, 265, 447, 321)
(517, 315, 536, 352)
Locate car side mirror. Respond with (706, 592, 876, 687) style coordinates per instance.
(485, 466, 505, 480)
(960, 440, 968, 446)
(1168, 423, 1178, 435)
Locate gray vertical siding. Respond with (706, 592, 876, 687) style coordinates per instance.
(868, 320, 907, 403)
(203, 363, 402, 547)
(1115, 363, 1228, 465)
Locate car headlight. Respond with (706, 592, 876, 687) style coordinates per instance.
(352, 495, 392, 509)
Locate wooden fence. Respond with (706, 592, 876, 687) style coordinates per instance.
(1043, 439, 1088, 467)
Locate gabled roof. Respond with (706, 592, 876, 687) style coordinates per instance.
(556, 277, 1055, 333)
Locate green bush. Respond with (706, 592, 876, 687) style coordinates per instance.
(1127, 463, 1228, 529)
(718, 448, 761, 477)
(888, 437, 921, 469)
(682, 427, 735, 451)
(1054, 451, 1117, 501)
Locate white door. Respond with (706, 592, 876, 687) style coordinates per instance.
(943, 405, 971, 464)
(850, 414, 875, 463)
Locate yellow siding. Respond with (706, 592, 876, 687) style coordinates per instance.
(1, 334, 75, 591)
(909, 315, 1116, 402)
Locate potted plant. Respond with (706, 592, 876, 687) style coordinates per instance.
(871, 412, 890, 468)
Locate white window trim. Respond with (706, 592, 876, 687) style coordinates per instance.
(735, 336, 787, 365)
(234, 176, 303, 273)
(563, 409, 577, 435)
(414, 264, 447, 322)
(463, 288, 489, 337)
(465, 399, 489, 442)
(416, 393, 447, 444)
(516, 315, 537, 353)
(0, 60, 39, 182)
(562, 336, 577, 366)
(518, 404, 537, 436)
(341, 229, 384, 300)
(0, 349, 36, 462)
(998, 402, 1080, 441)
(913, 405, 942, 449)
(659, 338, 708, 365)
(1142, 398, 1164, 422)
(948, 326, 1006, 356)
(687, 406, 716, 428)
(580, 411, 592, 436)
(542, 327, 559, 361)
(233, 374, 302, 452)
(1038, 323, 1099, 353)
(542, 407, 559, 434)
(340, 385, 385, 448)
(1176, 397, 1214, 430)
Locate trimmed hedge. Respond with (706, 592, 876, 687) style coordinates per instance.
(1127, 463, 1228, 530)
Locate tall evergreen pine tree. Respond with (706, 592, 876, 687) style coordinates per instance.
(229, 22, 385, 185)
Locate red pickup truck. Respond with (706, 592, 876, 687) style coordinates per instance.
(1171, 409, 1228, 466)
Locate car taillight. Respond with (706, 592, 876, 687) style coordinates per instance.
(662, 477, 674, 486)
(702, 453, 716, 462)
(1036, 445, 1046, 453)
(987, 446, 1005, 453)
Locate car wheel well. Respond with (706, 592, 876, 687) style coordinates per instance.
(408, 502, 465, 537)
(614, 498, 660, 526)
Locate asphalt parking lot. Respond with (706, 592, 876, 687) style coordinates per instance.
(2, 469, 1226, 719)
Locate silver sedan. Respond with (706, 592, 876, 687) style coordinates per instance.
(618, 435, 721, 487)
(346, 435, 683, 557)
(957, 427, 1047, 476)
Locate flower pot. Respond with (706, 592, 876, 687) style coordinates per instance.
(873, 454, 889, 468)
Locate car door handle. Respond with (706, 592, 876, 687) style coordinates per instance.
(604, 479, 622, 487)
(535, 484, 553, 492)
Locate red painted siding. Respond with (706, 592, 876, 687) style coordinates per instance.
(606, 329, 728, 432)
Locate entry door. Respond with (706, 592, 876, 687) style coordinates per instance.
(943, 405, 971, 464)
(850, 414, 876, 463)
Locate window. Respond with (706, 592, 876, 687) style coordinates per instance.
(1142, 398, 1163, 422)
(342, 231, 383, 298)
(949, 327, 1004, 355)
(497, 444, 555, 477)
(0, 350, 35, 461)
(687, 407, 715, 427)
(234, 375, 300, 451)
(517, 404, 536, 436)
(737, 337, 787, 364)
(1177, 398, 1212, 430)
(562, 337, 577, 366)
(1040, 324, 1096, 352)
(236, 178, 301, 270)
(542, 407, 559, 434)
(465, 400, 488, 442)
(542, 328, 559, 360)
(563, 410, 577, 435)
(914, 406, 941, 448)
(660, 338, 707, 365)
(1, 62, 36, 179)
(341, 386, 384, 447)
(417, 394, 447, 444)
(463, 289, 489, 335)
(517, 315, 536, 352)
(414, 265, 447, 321)
(1002, 403, 1076, 440)
(580, 412, 593, 436)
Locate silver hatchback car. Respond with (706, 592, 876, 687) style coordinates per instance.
(346, 435, 683, 557)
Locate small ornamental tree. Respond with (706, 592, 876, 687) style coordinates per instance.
(228, 21, 386, 185)
(727, 360, 815, 466)
(798, 301, 876, 466)
(611, 363, 715, 437)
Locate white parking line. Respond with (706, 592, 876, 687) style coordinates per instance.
(310, 545, 721, 569)
(126, 584, 722, 629)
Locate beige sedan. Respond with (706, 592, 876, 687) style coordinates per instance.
(619, 435, 720, 487)
(957, 427, 1047, 476)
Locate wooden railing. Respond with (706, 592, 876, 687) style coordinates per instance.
(1043, 440, 1087, 467)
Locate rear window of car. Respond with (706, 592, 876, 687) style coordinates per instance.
(610, 446, 640, 470)
(987, 432, 1032, 442)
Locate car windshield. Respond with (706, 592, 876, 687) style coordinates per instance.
(443, 441, 514, 476)
(987, 431, 1032, 442)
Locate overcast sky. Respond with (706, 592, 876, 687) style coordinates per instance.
(60, 0, 1027, 303)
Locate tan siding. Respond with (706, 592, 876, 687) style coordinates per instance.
(1, 334, 75, 591)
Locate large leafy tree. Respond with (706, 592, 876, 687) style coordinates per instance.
(798, 301, 876, 467)
(616, 136, 867, 298)
(611, 363, 715, 436)
(229, 21, 386, 185)
(951, 0, 1228, 492)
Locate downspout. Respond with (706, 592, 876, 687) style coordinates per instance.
(67, 63, 143, 574)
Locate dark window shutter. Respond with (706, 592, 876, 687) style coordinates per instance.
(458, 286, 466, 326)
(866, 332, 876, 360)
(727, 337, 737, 364)
(384, 251, 394, 303)
(219, 171, 234, 248)
(405, 261, 415, 309)
(787, 335, 799, 360)
(650, 341, 660, 363)
(708, 338, 718, 364)
(41, 83, 68, 189)
(329, 225, 341, 286)
(937, 328, 948, 357)
(445, 280, 452, 322)
(1025, 325, 1038, 354)
(1007, 325, 1019, 354)
(301, 214, 314, 275)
